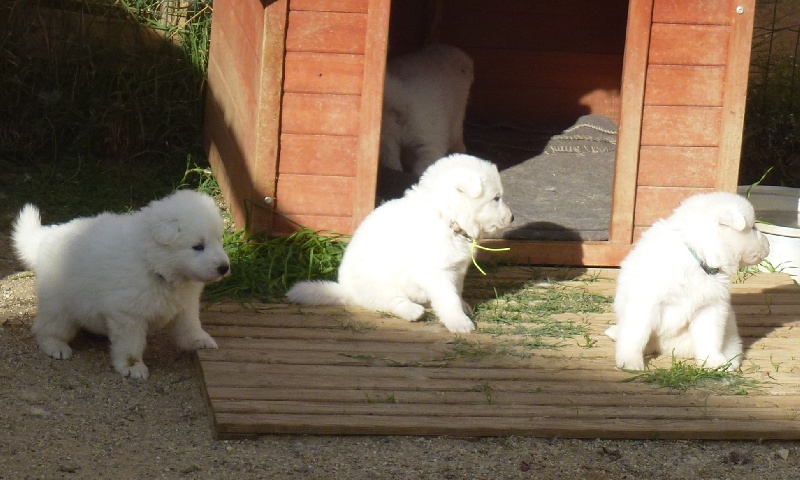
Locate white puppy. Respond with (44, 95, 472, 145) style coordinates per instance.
(287, 154, 513, 333)
(380, 44, 474, 176)
(13, 190, 230, 379)
(606, 192, 770, 371)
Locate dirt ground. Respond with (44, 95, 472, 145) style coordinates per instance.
(2, 214, 800, 480)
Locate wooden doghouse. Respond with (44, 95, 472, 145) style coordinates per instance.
(204, 0, 756, 266)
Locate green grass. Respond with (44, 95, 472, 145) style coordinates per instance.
(623, 356, 761, 395)
(471, 282, 612, 351)
(1, 0, 212, 222)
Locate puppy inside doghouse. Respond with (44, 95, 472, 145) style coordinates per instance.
(379, 43, 474, 177)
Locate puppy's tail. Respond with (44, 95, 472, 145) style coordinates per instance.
(286, 280, 352, 306)
(12, 204, 43, 271)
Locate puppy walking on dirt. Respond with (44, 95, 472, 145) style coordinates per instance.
(287, 154, 513, 333)
(13, 190, 230, 379)
(606, 192, 770, 371)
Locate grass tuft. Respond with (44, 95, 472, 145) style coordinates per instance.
(622, 356, 761, 395)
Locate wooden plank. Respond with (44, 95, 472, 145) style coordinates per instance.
(283, 52, 364, 95)
(716, 0, 756, 192)
(275, 174, 355, 216)
(652, 0, 732, 25)
(648, 24, 729, 65)
(352, 0, 390, 228)
(285, 10, 367, 54)
(437, 4, 627, 55)
(196, 270, 800, 439)
(469, 50, 624, 90)
(279, 134, 359, 176)
(640, 105, 721, 147)
(281, 93, 361, 136)
(609, 0, 653, 245)
(205, 0, 272, 231)
(290, 0, 369, 13)
(644, 65, 725, 106)
(252, 0, 289, 232)
(637, 146, 718, 187)
(477, 240, 631, 267)
(468, 86, 621, 127)
(633, 186, 712, 226)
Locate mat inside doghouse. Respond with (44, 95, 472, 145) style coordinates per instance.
(196, 269, 800, 440)
(376, 115, 617, 241)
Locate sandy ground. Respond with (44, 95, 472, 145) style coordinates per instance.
(2, 216, 800, 479)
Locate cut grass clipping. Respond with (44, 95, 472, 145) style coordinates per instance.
(623, 356, 761, 395)
(471, 282, 612, 353)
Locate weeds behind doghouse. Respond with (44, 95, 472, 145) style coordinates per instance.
(0, 0, 212, 219)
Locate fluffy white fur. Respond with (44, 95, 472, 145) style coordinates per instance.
(380, 44, 474, 176)
(287, 154, 513, 333)
(12, 190, 230, 379)
(606, 192, 770, 371)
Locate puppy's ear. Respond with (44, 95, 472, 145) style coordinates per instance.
(454, 172, 483, 198)
(151, 217, 180, 245)
(718, 207, 747, 231)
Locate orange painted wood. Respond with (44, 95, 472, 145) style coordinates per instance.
(275, 174, 355, 217)
(652, 0, 732, 25)
(437, 8, 627, 55)
(648, 24, 729, 66)
(290, 0, 369, 13)
(634, 186, 712, 226)
(283, 52, 364, 95)
(469, 50, 623, 91)
(285, 10, 367, 54)
(438, 0, 629, 17)
(281, 93, 361, 136)
(644, 65, 725, 106)
(468, 87, 621, 127)
(640, 105, 722, 147)
(479, 240, 631, 267)
(279, 134, 359, 176)
(637, 146, 718, 187)
(352, 0, 391, 228)
(609, 0, 653, 245)
(716, 0, 756, 191)
(205, 0, 278, 230)
(271, 214, 354, 236)
(251, 0, 290, 232)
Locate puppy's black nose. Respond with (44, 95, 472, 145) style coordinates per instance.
(510, 214, 515, 223)
(218, 264, 230, 276)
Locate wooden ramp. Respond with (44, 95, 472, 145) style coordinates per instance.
(196, 269, 800, 440)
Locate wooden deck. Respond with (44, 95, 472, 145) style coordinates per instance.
(196, 268, 800, 440)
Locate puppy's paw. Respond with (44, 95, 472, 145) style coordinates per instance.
(116, 360, 150, 380)
(698, 353, 733, 370)
(615, 353, 645, 371)
(391, 301, 426, 322)
(604, 325, 618, 341)
(183, 334, 218, 351)
(441, 315, 476, 334)
(38, 340, 73, 360)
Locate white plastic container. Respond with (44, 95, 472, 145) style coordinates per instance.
(738, 185, 800, 282)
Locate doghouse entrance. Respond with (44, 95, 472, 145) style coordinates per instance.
(377, 1, 629, 242)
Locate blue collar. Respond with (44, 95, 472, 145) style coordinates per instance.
(687, 246, 721, 275)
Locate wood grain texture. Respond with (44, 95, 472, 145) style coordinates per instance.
(637, 146, 718, 187)
(285, 10, 367, 54)
(648, 24, 729, 66)
(197, 269, 800, 439)
(609, 0, 652, 245)
(716, 0, 756, 191)
(283, 52, 364, 95)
